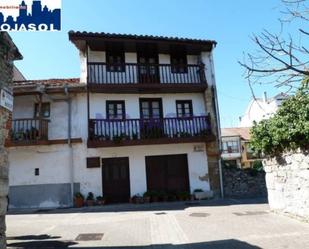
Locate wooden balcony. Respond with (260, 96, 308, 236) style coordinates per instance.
(87, 115, 215, 148)
(87, 63, 207, 93)
(5, 119, 83, 147)
(8, 118, 49, 145)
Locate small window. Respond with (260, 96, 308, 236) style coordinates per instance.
(176, 100, 193, 117)
(106, 50, 125, 72)
(35, 168, 39, 176)
(222, 140, 239, 153)
(34, 103, 50, 118)
(171, 53, 188, 73)
(106, 101, 125, 120)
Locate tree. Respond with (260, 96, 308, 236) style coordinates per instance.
(250, 85, 309, 156)
(239, 0, 308, 90)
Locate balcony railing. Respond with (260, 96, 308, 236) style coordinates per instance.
(10, 119, 49, 143)
(88, 63, 206, 84)
(88, 116, 211, 146)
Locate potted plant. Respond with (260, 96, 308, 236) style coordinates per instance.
(143, 191, 151, 203)
(132, 194, 143, 204)
(132, 133, 138, 140)
(177, 191, 190, 201)
(151, 191, 159, 202)
(86, 192, 95, 206)
(96, 196, 105, 205)
(168, 192, 177, 202)
(193, 189, 213, 200)
(74, 192, 84, 208)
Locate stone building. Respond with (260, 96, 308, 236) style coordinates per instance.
(0, 32, 22, 248)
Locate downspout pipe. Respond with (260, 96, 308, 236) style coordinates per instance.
(209, 52, 224, 198)
(64, 85, 74, 206)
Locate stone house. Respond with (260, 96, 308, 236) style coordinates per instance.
(7, 31, 222, 208)
(0, 32, 22, 249)
(221, 127, 260, 168)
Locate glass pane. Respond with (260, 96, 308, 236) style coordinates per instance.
(142, 102, 149, 108)
(142, 109, 149, 118)
(149, 58, 156, 64)
(152, 102, 159, 108)
(152, 109, 160, 118)
(184, 103, 189, 109)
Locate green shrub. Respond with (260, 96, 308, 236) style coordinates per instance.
(250, 87, 309, 156)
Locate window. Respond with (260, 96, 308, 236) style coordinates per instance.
(171, 53, 188, 73)
(222, 140, 240, 153)
(176, 100, 193, 117)
(35, 168, 39, 176)
(34, 103, 50, 118)
(106, 50, 125, 72)
(106, 101, 125, 120)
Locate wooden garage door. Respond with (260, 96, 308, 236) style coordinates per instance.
(102, 157, 130, 203)
(146, 154, 190, 193)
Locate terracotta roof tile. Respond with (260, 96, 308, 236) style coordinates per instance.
(69, 31, 217, 45)
(14, 78, 80, 87)
(221, 127, 251, 140)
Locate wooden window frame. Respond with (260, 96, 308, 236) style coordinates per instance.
(171, 53, 188, 74)
(106, 100, 126, 120)
(106, 50, 125, 72)
(139, 98, 163, 119)
(34, 102, 50, 118)
(176, 100, 193, 118)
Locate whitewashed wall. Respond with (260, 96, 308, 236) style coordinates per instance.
(87, 49, 202, 84)
(9, 145, 72, 186)
(90, 93, 207, 119)
(74, 142, 210, 197)
(12, 94, 83, 140)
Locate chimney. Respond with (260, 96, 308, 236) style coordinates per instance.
(263, 92, 268, 103)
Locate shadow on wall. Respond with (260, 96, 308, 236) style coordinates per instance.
(7, 237, 262, 249)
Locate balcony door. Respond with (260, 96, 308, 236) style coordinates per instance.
(138, 53, 160, 84)
(139, 98, 164, 139)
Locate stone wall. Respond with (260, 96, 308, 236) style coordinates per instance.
(223, 167, 267, 198)
(0, 32, 19, 249)
(204, 86, 221, 197)
(264, 152, 309, 222)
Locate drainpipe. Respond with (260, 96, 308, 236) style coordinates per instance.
(64, 86, 74, 206)
(209, 52, 224, 198)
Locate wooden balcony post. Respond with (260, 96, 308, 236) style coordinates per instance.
(37, 93, 43, 140)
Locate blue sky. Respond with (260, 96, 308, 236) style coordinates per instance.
(9, 0, 288, 127)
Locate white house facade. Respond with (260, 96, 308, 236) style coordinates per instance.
(239, 92, 289, 127)
(7, 32, 222, 208)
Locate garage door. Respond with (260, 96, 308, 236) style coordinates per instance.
(102, 157, 130, 203)
(145, 154, 190, 193)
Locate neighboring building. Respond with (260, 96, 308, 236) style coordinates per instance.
(239, 92, 289, 127)
(0, 32, 22, 249)
(221, 127, 258, 168)
(7, 31, 222, 208)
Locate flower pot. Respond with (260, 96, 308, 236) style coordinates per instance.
(143, 197, 151, 203)
(74, 197, 84, 208)
(87, 200, 95, 206)
(97, 200, 105, 205)
(152, 196, 159, 203)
